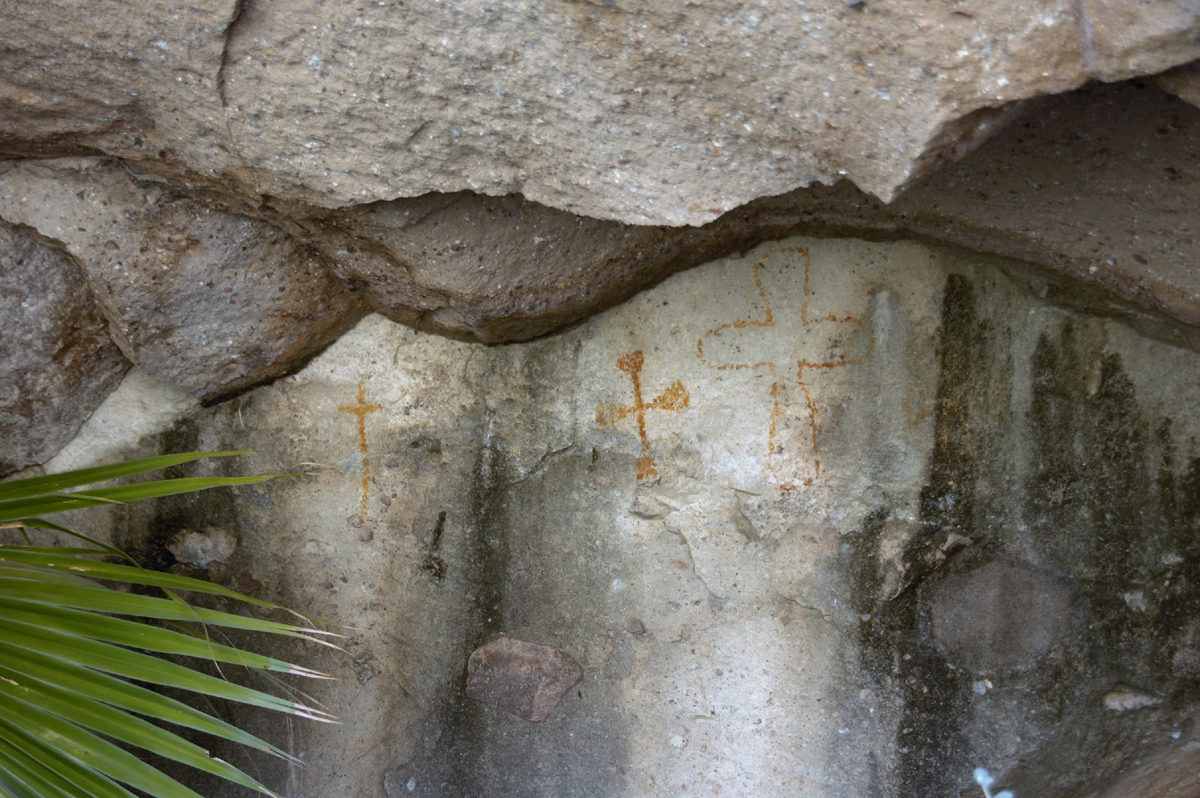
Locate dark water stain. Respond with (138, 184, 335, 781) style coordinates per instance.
(427, 442, 512, 795)
(892, 274, 982, 796)
(440, 449, 631, 798)
(111, 418, 240, 575)
(974, 313, 1200, 795)
(421, 510, 448, 581)
(845, 274, 985, 797)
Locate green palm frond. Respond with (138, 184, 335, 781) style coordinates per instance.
(0, 452, 336, 798)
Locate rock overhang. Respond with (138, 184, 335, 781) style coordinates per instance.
(2, 0, 1199, 224)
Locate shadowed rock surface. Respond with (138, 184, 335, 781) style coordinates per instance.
(0, 220, 129, 476)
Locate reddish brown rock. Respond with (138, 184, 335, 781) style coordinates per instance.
(465, 637, 583, 723)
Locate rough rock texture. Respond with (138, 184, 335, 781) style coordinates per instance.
(279, 81, 1200, 346)
(0, 159, 365, 401)
(1, 82, 1195, 357)
(1158, 59, 1200, 108)
(2, 0, 1198, 224)
(0, 220, 128, 476)
(0, 1, 242, 178)
(465, 637, 583, 722)
(166, 527, 237, 568)
(1101, 742, 1200, 798)
(43, 235, 1200, 797)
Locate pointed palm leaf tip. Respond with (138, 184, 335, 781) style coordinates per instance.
(0, 452, 334, 798)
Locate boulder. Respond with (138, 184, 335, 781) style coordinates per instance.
(0, 159, 365, 401)
(465, 637, 583, 723)
(0, 220, 128, 475)
(290, 81, 1200, 346)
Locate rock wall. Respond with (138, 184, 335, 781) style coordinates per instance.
(49, 235, 1200, 797)
(5, 4, 1200, 793)
(4, 80, 1200, 480)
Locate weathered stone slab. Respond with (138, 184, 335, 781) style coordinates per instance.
(466, 637, 583, 722)
(0, 220, 128, 476)
(3, 0, 1198, 224)
(44, 235, 1200, 797)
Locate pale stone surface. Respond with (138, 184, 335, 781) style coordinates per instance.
(2, 0, 1198, 225)
(1103, 686, 1164, 712)
(166, 527, 237, 568)
(0, 159, 365, 401)
(0, 220, 128, 476)
(43, 236, 1200, 797)
(44, 368, 199, 474)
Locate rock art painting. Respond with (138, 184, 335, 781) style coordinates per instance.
(697, 246, 865, 490)
(51, 236, 1200, 797)
(338, 381, 383, 515)
(595, 350, 690, 480)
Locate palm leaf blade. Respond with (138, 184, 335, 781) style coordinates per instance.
(0, 645, 286, 758)
(0, 579, 329, 640)
(0, 665, 272, 795)
(0, 452, 253, 502)
(0, 619, 330, 719)
(0, 547, 281, 609)
(0, 691, 205, 798)
(0, 475, 287, 522)
(0, 597, 310, 674)
(0, 452, 334, 798)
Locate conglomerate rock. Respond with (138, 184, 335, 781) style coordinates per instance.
(0, 220, 129, 476)
(1, 0, 1198, 225)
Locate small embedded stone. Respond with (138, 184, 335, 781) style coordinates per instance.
(465, 637, 583, 722)
(166, 527, 237, 568)
(927, 559, 1074, 672)
(1103, 685, 1163, 712)
(627, 617, 645, 635)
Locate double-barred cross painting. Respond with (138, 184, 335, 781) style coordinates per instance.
(596, 244, 871, 491)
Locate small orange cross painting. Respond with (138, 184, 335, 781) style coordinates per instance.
(595, 350, 689, 480)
